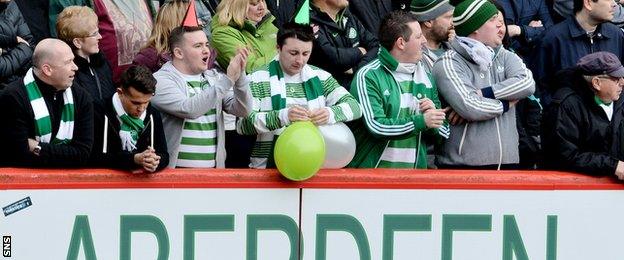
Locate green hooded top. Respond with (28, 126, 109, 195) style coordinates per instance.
(211, 14, 278, 73)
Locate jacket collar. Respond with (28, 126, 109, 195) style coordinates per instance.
(232, 14, 272, 34)
(567, 17, 611, 39)
(74, 52, 106, 70)
(310, 4, 349, 31)
(33, 72, 63, 97)
(379, 47, 399, 71)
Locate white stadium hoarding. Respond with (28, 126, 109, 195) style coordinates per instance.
(2, 169, 624, 259)
(1, 189, 300, 260)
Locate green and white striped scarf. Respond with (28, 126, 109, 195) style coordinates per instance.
(376, 47, 450, 168)
(259, 60, 325, 167)
(112, 92, 145, 151)
(267, 59, 325, 112)
(24, 68, 75, 144)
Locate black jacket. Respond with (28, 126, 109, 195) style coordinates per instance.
(265, 0, 305, 29)
(541, 68, 622, 175)
(392, 0, 411, 11)
(516, 89, 542, 169)
(0, 1, 33, 86)
(0, 74, 94, 167)
(14, 0, 50, 44)
(347, 0, 392, 35)
(73, 52, 115, 108)
(90, 98, 169, 172)
(309, 5, 379, 89)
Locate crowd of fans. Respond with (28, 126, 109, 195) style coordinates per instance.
(1, 0, 624, 180)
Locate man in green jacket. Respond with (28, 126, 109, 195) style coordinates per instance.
(349, 11, 449, 168)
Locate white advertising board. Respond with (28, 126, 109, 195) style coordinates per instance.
(1, 189, 300, 260)
(301, 189, 624, 260)
(3, 188, 624, 259)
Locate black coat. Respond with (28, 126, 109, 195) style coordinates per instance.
(73, 52, 115, 108)
(14, 0, 50, 44)
(0, 1, 33, 85)
(541, 68, 622, 175)
(90, 98, 169, 172)
(0, 74, 94, 167)
(265, 0, 305, 29)
(309, 5, 379, 89)
(516, 88, 542, 169)
(347, 0, 392, 35)
(392, 0, 411, 11)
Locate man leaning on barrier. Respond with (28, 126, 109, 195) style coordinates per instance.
(0, 38, 93, 167)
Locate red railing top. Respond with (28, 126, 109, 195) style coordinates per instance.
(1, 168, 623, 190)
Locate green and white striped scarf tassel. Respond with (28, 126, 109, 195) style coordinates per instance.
(112, 92, 146, 152)
(24, 68, 75, 144)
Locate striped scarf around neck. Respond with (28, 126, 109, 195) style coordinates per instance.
(112, 92, 146, 152)
(264, 60, 325, 167)
(267, 59, 325, 112)
(24, 68, 75, 144)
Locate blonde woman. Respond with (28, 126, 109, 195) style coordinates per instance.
(211, 0, 278, 73)
(132, 0, 189, 73)
(57, 6, 114, 103)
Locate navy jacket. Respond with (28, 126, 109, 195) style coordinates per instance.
(531, 17, 624, 105)
(309, 6, 379, 89)
(498, 0, 553, 60)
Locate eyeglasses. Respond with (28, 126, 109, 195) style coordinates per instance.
(85, 30, 100, 38)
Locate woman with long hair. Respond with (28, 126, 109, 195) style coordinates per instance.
(132, 0, 187, 73)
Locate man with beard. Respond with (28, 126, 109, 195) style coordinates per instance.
(151, 26, 251, 168)
(432, 0, 535, 169)
(410, 0, 455, 73)
(533, 0, 624, 106)
(542, 52, 624, 178)
(308, 0, 378, 89)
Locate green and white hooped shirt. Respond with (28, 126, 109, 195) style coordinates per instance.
(176, 73, 217, 168)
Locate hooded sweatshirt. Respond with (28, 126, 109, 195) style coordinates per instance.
(151, 62, 252, 168)
(432, 37, 535, 167)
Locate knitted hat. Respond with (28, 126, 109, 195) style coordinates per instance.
(450, 0, 498, 37)
(410, 0, 454, 22)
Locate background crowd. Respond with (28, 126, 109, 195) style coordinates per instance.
(0, 0, 623, 180)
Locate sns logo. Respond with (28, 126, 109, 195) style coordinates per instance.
(2, 236, 9, 257)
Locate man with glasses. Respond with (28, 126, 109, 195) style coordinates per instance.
(542, 52, 624, 178)
(0, 38, 93, 167)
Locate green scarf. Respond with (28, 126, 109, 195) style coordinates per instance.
(112, 92, 145, 151)
(24, 68, 74, 144)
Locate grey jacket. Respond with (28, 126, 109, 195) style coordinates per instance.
(152, 62, 252, 168)
(432, 39, 535, 167)
(422, 42, 451, 74)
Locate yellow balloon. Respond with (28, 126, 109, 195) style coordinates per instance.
(274, 121, 326, 181)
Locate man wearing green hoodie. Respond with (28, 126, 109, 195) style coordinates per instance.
(349, 11, 449, 169)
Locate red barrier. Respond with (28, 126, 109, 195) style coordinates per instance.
(2, 168, 623, 190)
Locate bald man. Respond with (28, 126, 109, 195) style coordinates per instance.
(0, 38, 94, 167)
